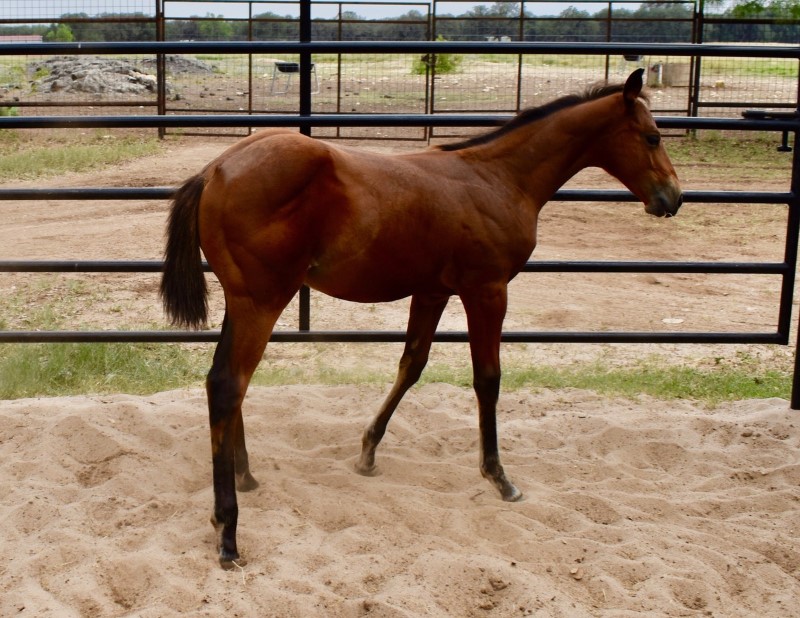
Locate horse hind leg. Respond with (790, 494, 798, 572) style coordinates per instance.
(232, 383, 258, 492)
(206, 295, 291, 569)
(357, 294, 449, 475)
(206, 316, 260, 493)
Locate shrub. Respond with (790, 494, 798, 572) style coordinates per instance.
(412, 36, 463, 75)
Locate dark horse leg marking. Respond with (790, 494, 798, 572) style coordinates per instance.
(461, 284, 522, 502)
(207, 298, 289, 569)
(357, 294, 449, 475)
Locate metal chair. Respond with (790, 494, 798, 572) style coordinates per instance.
(269, 61, 319, 95)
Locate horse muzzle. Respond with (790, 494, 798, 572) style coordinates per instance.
(645, 185, 683, 218)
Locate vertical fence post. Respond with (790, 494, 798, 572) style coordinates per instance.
(298, 0, 312, 331)
(156, 0, 166, 139)
(789, 118, 800, 409)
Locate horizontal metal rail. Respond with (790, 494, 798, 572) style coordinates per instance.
(2, 189, 791, 275)
(0, 260, 790, 275)
(0, 188, 792, 203)
(1, 114, 798, 132)
(0, 330, 784, 345)
(1, 41, 799, 58)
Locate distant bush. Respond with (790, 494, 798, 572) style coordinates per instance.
(412, 36, 463, 75)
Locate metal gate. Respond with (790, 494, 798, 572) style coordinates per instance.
(1, 38, 799, 406)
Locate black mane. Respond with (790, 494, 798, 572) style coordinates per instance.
(438, 82, 645, 152)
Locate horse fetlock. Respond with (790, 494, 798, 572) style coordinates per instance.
(219, 552, 246, 570)
(210, 509, 241, 566)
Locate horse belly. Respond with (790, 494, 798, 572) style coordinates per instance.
(305, 255, 449, 303)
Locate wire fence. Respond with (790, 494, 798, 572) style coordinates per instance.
(0, 0, 797, 131)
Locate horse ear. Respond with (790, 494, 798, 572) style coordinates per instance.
(623, 68, 645, 108)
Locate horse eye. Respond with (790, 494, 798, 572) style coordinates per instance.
(646, 133, 661, 147)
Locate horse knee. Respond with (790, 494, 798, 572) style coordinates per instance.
(398, 352, 427, 385)
(473, 369, 501, 399)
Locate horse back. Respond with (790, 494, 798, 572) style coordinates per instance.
(198, 131, 538, 302)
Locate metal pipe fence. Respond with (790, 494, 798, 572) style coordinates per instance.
(1, 39, 799, 406)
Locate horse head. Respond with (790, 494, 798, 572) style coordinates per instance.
(597, 69, 683, 218)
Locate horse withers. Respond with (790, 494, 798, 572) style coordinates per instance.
(160, 69, 682, 568)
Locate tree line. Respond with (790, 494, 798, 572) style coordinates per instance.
(0, 1, 797, 45)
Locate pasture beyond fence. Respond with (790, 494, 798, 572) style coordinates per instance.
(1, 0, 799, 131)
(0, 37, 799, 406)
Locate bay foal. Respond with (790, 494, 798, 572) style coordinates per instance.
(161, 69, 682, 567)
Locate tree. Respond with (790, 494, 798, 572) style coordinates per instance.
(197, 13, 234, 41)
(489, 2, 521, 17)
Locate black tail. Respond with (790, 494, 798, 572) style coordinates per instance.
(160, 174, 208, 329)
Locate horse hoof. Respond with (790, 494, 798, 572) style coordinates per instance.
(354, 461, 379, 477)
(220, 554, 247, 570)
(502, 485, 523, 502)
(236, 472, 259, 492)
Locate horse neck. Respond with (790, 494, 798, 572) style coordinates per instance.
(471, 97, 618, 206)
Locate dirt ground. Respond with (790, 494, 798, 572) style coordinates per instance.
(1, 131, 799, 616)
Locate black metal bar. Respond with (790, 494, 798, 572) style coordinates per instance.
(0, 261, 168, 273)
(790, 133, 800, 409)
(0, 114, 798, 132)
(0, 330, 783, 345)
(792, 60, 800, 410)
(298, 0, 313, 332)
(0, 188, 791, 203)
(0, 188, 175, 200)
(299, 285, 311, 331)
(0, 41, 798, 58)
(0, 260, 788, 275)
(521, 261, 789, 274)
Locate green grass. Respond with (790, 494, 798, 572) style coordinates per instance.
(0, 285, 788, 403)
(507, 362, 788, 405)
(0, 342, 210, 399)
(0, 132, 162, 181)
(421, 360, 789, 406)
(0, 341, 789, 404)
(666, 131, 791, 172)
(701, 56, 799, 79)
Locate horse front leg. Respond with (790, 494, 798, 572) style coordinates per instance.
(357, 294, 449, 475)
(462, 285, 523, 502)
